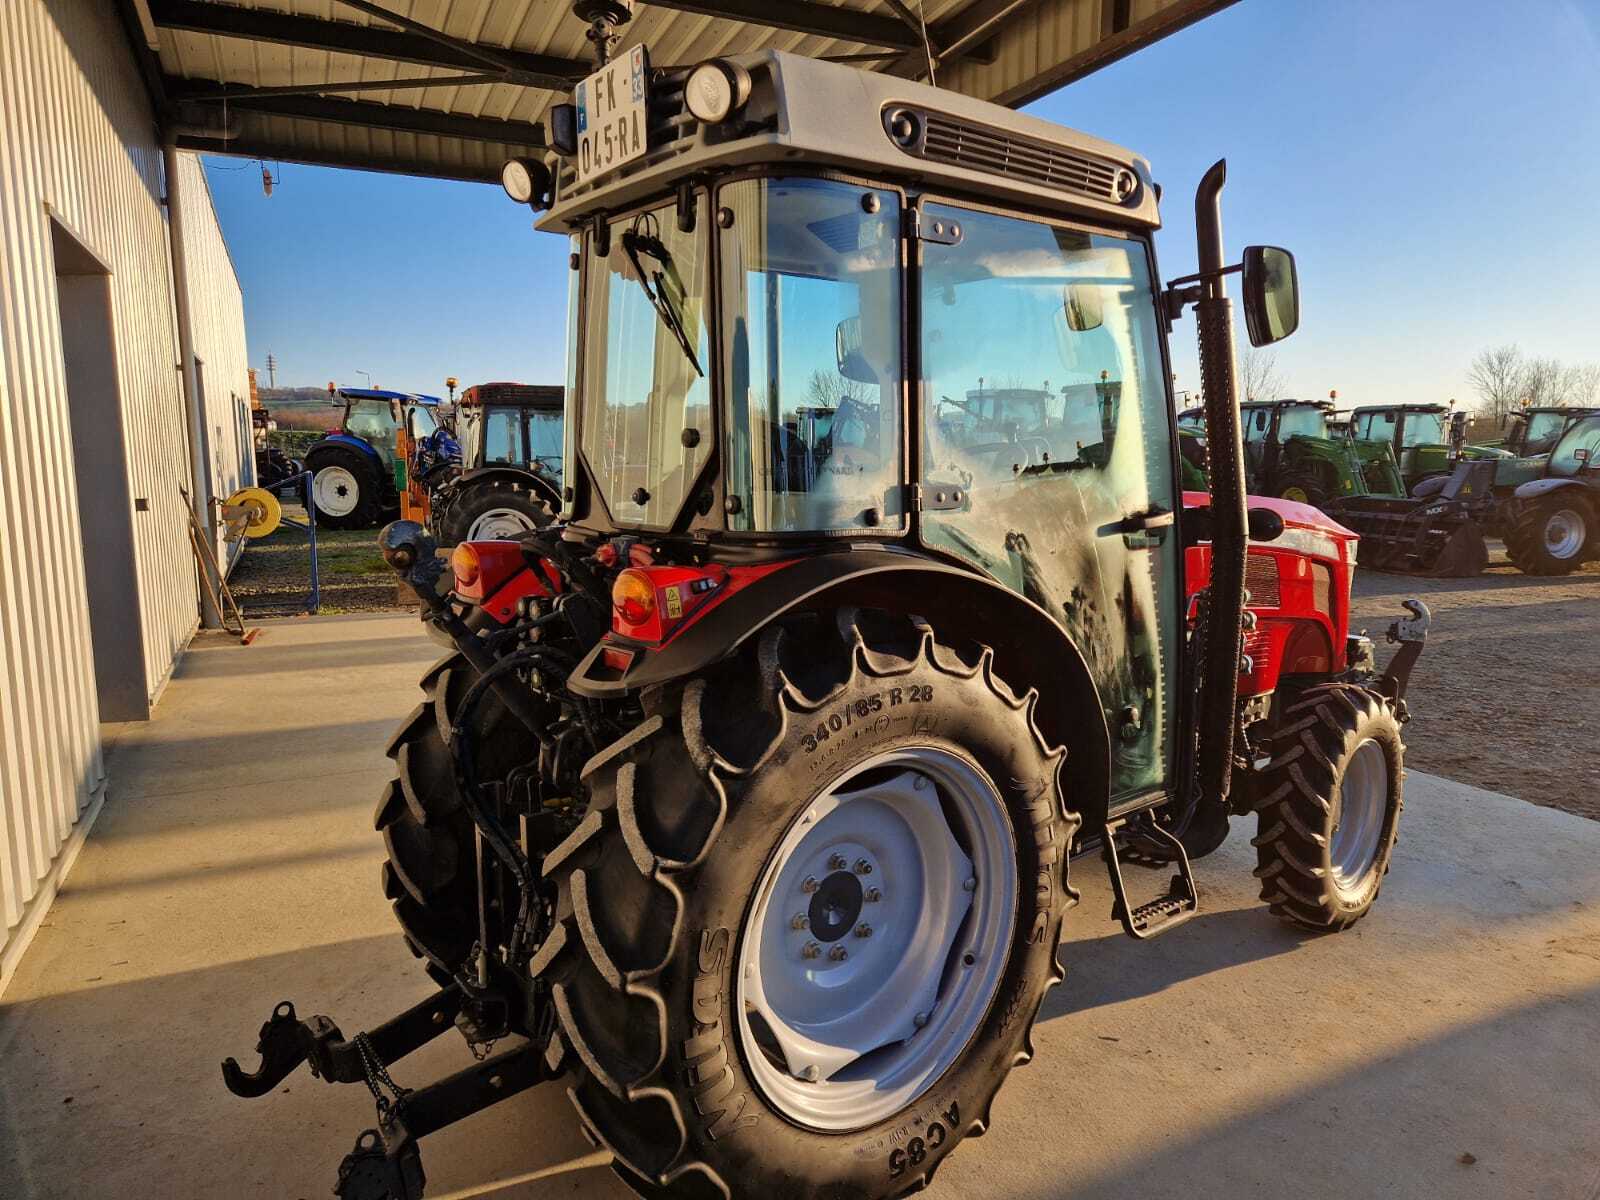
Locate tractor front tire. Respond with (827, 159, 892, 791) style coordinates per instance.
(1503, 496, 1593, 575)
(537, 611, 1080, 1200)
(439, 477, 554, 545)
(1252, 684, 1404, 932)
(308, 445, 384, 530)
(1276, 469, 1331, 510)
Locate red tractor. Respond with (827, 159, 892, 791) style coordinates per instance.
(224, 40, 1428, 1200)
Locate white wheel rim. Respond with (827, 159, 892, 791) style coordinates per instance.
(736, 747, 1016, 1132)
(467, 507, 537, 540)
(1329, 739, 1388, 893)
(313, 465, 360, 517)
(1544, 508, 1586, 558)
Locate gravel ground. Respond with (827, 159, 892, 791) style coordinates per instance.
(227, 502, 410, 616)
(1352, 541, 1600, 821)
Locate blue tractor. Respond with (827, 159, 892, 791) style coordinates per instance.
(304, 386, 460, 529)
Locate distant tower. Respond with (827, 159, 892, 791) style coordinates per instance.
(266, 353, 278, 388)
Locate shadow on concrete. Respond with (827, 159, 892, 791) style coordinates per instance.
(992, 982, 1600, 1200)
(0, 937, 628, 1200)
(1044, 906, 1307, 1021)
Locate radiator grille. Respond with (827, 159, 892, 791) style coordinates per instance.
(1244, 552, 1281, 608)
(908, 110, 1130, 204)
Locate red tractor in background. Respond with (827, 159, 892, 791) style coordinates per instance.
(224, 39, 1430, 1200)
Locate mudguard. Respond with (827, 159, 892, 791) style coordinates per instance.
(568, 547, 1113, 815)
(452, 464, 562, 510)
(307, 432, 383, 462)
(1514, 477, 1593, 502)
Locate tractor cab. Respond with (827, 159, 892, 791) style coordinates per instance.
(429, 382, 565, 543)
(1349, 402, 1505, 492)
(1502, 405, 1600, 459)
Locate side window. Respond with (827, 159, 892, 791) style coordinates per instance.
(1244, 409, 1271, 442)
(1352, 412, 1371, 440)
(483, 408, 520, 464)
(1364, 410, 1398, 445)
(918, 203, 1177, 800)
(346, 399, 396, 444)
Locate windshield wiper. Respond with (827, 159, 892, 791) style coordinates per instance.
(621, 230, 703, 378)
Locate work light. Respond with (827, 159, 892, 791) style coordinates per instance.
(684, 60, 750, 124)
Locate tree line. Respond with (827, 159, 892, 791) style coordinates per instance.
(1469, 345, 1600, 423)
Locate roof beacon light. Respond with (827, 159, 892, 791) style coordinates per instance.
(685, 60, 750, 124)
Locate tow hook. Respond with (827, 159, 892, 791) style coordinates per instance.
(1378, 598, 1431, 715)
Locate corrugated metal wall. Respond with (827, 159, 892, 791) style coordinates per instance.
(0, 0, 250, 967)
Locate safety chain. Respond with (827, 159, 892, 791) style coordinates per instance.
(354, 1032, 413, 1123)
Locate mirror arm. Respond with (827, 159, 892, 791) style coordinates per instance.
(1162, 283, 1203, 322)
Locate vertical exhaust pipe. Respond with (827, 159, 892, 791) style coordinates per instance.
(1193, 160, 1246, 808)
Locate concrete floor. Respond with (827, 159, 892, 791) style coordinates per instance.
(2, 613, 1598, 1200)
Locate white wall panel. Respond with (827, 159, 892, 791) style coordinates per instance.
(0, 0, 249, 966)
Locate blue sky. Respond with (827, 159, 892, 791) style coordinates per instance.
(205, 0, 1600, 409)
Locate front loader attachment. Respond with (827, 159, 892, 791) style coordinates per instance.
(1330, 460, 1496, 577)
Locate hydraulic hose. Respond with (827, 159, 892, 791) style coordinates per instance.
(1193, 159, 1247, 810)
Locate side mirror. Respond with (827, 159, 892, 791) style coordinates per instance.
(1062, 283, 1104, 332)
(835, 316, 877, 384)
(1241, 245, 1300, 347)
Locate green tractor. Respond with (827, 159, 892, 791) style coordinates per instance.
(1183, 398, 1405, 507)
(1347, 403, 1507, 494)
(1499, 411, 1600, 572)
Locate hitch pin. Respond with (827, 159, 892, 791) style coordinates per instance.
(427, 1148, 614, 1199)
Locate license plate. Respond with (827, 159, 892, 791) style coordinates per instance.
(575, 46, 648, 183)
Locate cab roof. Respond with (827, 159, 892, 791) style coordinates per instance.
(538, 49, 1157, 236)
(335, 388, 443, 405)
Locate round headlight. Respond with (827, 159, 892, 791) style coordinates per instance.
(500, 158, 535, 204)
(684, 60, 750, 124)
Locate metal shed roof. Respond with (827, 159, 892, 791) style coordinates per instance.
(116, 0, 1236, 184)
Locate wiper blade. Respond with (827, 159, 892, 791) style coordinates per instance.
(621, 230, 703, 378)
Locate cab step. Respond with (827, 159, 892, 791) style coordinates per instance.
(1100, 816, 1199, 940)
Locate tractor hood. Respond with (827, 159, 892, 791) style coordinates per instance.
(1183, 491, 1358, 560)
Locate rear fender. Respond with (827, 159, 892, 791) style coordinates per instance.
(569, 551, 1111, 820)
(453, 465, 562, 510)
(307, 433, 382, 464)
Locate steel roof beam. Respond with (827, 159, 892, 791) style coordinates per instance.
(173, 134, 501, 183)
(148, 0, 588, 90)
(642, 0, 923, 49)
(166, 79, 545, 146)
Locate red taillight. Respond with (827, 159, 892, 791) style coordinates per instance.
(612, 569, 656, 626)
(450, 543, 481, 586)
(451, 540, 525, 603)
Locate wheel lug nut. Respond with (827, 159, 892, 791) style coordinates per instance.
(791, 913, 809, 931)
(802, 942, 821, 959)
(854, 924, 872, 938)
(801, 1064, 820, 1081)
(829, 853, 848, 870)
(913, 775, 929, 790)
(914, 1010, 930, 1028)
(854, 859, 872, 875)
(828, 945, 848, 961)
(963, 877, 977, 892)
(865, 887, 881, 902)
(801, 876, 818, 893)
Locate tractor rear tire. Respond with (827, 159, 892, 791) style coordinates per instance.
(536, 611, 1080, 1200)
(1252, 684, 1404, 932)
(375, 653, 528, 979)
(1503, 496, 1593, 575)
(439, 477, 554, 545)
(309, 445, 385, 530)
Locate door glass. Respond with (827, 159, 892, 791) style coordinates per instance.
(579, 194, 711, 527)
(918, 203, 1177, 800)
(1360, 409, 1398, 446)
(526, 410, 565, 485)
(718, 177, 903, 532)
(483, 408, 520, 463)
